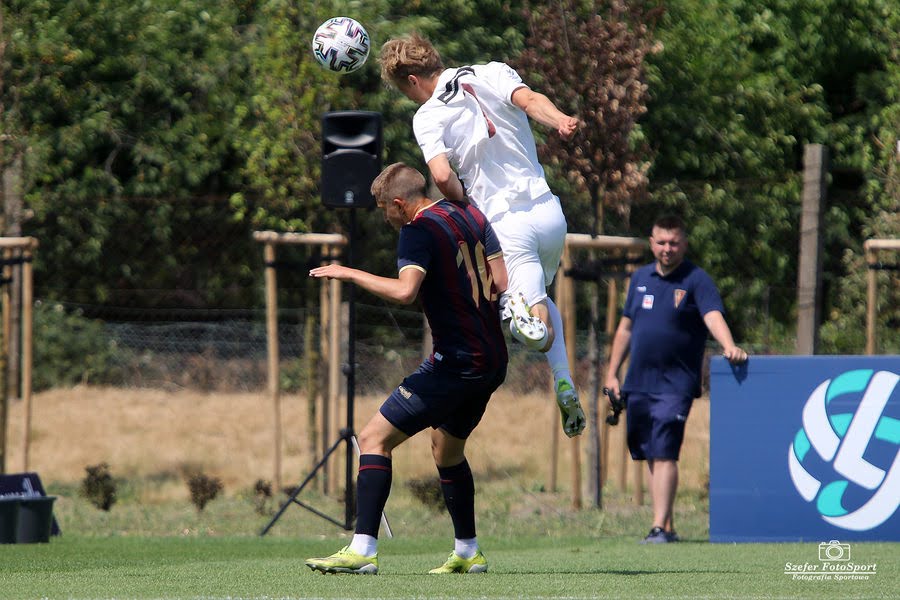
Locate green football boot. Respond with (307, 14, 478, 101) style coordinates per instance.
(305, 546, 378, 574)
(556, 379, 586, 437)
(428, 550, 488, 574)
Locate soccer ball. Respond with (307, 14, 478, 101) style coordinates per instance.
(312, 17, 370, 74)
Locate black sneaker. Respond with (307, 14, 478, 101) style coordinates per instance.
(640, 527, 671, 544)
(666, 530, 681, 542)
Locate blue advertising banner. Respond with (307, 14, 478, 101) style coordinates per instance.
(710, 356, 900, 542)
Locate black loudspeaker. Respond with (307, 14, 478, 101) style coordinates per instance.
(321, 111, 383, 208)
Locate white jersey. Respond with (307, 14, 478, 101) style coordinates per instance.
(413, 62, 552, 221)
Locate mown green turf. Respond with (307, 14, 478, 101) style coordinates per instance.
(1, 534, 896, 599)
(3, 482, 896, 599)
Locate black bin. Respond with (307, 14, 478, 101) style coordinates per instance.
(15, 496, 56, 543)
(0, 499, 19, 544)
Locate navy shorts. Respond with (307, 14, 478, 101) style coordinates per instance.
(379, 360, 506, 440)
(625, 392, 693, 461)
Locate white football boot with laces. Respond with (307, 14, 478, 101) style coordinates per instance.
(503, 292, 548, 351)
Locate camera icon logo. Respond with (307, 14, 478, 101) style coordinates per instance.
(818, 540, 851, 561)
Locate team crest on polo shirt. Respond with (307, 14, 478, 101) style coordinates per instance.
(642, 294, 654, 309)
(674, 289, 686, 308)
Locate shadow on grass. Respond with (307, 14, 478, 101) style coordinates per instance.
(384, 567, 741, 576)
(600, 568, 741, 576)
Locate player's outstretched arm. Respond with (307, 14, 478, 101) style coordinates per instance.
(510, 87, 579, 141)
(310, 264, 425, 305)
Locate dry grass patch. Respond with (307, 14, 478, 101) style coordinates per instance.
(4, 385, 710, 500)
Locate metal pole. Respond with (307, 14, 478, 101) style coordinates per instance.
(344, 208, 357, 529)
(22, 247, 33, 471)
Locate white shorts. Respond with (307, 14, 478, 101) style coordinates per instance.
(491, 193, 567, 306)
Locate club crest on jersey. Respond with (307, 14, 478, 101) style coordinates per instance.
(674, 289, 686, 308)
(642, 294, 654, 310)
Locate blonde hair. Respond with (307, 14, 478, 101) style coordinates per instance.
(371, 163, 427, 205)
(379, 33, 444, 87)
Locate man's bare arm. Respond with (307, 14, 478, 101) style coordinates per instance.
(427, 154, 466, 202)
(310, 264, 425, 305)
(703, 310, 748, 364)
(511, 87, 579, 140)
(604, 316, 633, 397)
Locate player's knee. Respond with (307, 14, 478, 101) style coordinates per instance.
(434, 449, 466, 468)
(357, 426, 390, 457)
(431, 431, 466, 466)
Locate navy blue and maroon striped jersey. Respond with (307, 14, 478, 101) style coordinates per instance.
(397, 199, 508, 375)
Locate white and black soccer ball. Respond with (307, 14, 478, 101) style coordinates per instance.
(312, 17, 370, 74)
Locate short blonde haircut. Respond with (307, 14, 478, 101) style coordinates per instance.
(371, 163, 427, 205)
(379, 33, 444, 88)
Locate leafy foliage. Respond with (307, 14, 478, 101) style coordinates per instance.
(1, 0, 897, 354)
(405, 477, 445, 512)
(637, 0, 899, 345)
(2, 0, 253, 305)
(515, 0, 661, 233)
(230, 0, 358, 234)
(80, 463, 117, 511)
(32, 301, 124, 390)
(185, 471, 223, 512)
(251, 479, 273, 515)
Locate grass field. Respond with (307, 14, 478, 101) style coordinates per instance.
(2, 533, 897, 599)
(1, 386, 897, 599)
(1, 487, 897, 600)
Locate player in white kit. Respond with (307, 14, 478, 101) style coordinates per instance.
(379, 34, 585, 438)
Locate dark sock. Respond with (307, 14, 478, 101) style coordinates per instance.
(438, 459, 476, 539)
(355, 454, 392, 537)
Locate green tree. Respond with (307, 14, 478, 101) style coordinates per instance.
(515, 0, 660, 235)
(818, 1, 900, 353)
(638, 0, 898, 349)
(2, 0, 253, 306)
(231, 0, 360, 234)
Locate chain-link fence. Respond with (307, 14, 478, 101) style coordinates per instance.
(34, 293, 762, 399)
(41, 298, 554, 396)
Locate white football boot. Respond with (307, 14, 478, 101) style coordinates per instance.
(505, 292, 549, 351)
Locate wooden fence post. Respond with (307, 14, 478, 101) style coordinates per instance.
(253, 231, 347, 494)
(796, 144, 828, 355)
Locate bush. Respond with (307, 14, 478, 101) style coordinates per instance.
(186, 472, 223, 512)
(80, 463, 117, 511)
(252, 479, 273, 515)
(405, 477, 445, 512)
(32, 301, 127, 390)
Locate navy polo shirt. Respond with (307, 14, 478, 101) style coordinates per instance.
(621, 259, 724, 398)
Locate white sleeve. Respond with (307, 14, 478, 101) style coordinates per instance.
(483, 62, 528, 104)
(413, 104, 448, 163)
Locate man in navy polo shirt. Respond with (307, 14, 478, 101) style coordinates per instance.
(605, 215, 747, 543)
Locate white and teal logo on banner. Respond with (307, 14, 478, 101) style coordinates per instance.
(788, 370, 900, 531)
(710, 356, 900, 542)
